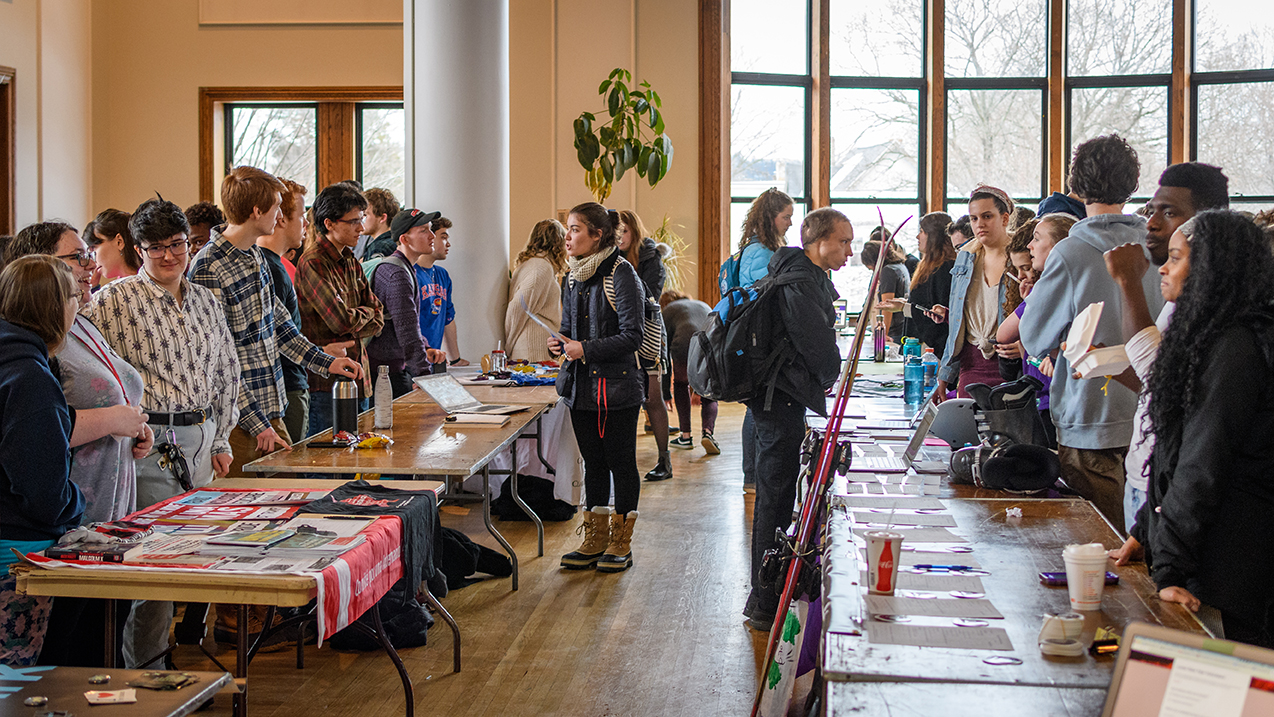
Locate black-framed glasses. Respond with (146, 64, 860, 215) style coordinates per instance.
(140, 240, 190, 259)
(55, 250, 94, 268)
(333, 216, 365, 226)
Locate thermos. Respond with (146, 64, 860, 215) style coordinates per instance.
(332, 377, 360, 436)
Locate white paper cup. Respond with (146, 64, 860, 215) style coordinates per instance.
(865, 530, 904, 595)
(1062, 543, 1109, 611)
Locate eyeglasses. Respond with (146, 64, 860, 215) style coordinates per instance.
(55, 250, 95, 268)
(333, 216, 365, 227)
(140, 240, 190, 259)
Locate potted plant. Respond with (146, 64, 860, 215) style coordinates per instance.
(573, 68, 674, 203)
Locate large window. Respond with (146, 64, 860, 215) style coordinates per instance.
(357, 104, 406, 201)
(226, 104, 319, 194)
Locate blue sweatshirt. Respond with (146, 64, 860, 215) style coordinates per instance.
(1019, 214, 1164, 450)
(0, 319, 84, 541)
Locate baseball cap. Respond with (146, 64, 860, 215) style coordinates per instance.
(391, 208, 442, 242)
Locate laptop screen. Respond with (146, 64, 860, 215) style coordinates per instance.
(902, 403, 939, 461)
(413, 375, 480, 413)
(1108, 634, 1274, 717)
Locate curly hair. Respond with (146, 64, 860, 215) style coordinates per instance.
(362, 187, 399, 222)
(1069, 134, 1140, 205)
(129, 197, 190, 248)
(1146, 210, 1274, 478)
(7, 221, 78, 266)
(183, 201, 226, 229)
(740, 188, 793, 252)
(515, 219, 567, 275)
(1003, 219, 1038, 315)
(912, 212, 956, 289)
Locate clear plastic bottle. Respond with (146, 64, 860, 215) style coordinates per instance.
(904, 353, 924, 404)
(922, 348, 940, 391)
(374, 365, 393, 429)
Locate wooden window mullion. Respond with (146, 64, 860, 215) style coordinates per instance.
(926, 0, 946, 213)
(318, 102, 356, 190)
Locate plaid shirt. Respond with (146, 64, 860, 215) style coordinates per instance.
(189, 229, 332, 437)
(296, 235, 384, 395)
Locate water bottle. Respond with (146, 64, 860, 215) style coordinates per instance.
(922, 348, 939, 391)
(873, 311, 886, 363)
(902, 337, 921, 360)
(332, 377, 360, 436)
(373, 365, 393, 429)
(904, 353, 924, 405)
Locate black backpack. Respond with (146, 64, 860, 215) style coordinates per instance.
(687, 271, 810, 408)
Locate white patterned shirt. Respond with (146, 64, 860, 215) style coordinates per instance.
(84, 271, 241, 455)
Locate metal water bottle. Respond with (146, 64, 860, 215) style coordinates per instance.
(873, 311, 887, 362)
(332, 377, 360, 436)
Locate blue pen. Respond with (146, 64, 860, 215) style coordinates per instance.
(912, 564, 977, 571)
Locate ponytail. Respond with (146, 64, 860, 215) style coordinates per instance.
(569, 202, 620, 249)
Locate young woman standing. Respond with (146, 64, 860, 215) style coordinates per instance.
(907, 212, 957, 357)
(932, 186, 1015, 399)
(504, 219, 567, 362)
(616, 209, 674, 482)
(551, 203, 646, 573)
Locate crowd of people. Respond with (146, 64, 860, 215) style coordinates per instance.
(2, 131, 1273, 669)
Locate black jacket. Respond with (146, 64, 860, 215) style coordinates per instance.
(259, 246, 309, 393)
(908, 259, 955, 357)
(1132, 320, 1274, 620)
(0, 319, 84, 541)
(764, 247, 841, 416)
(634, 237, 666, 300)
(556, 248, 646, 411)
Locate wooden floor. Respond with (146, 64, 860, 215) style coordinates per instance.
(187, 402, 768, 716)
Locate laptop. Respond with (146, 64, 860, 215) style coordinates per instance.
(412, 374, 530, 415)
(853, 384, 941, 430)
(1102, 621, 1274, 717)
(845, 401, 942, 474)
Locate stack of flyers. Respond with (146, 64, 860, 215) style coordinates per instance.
(85, 689, 137, 704)
(128, 672, 201, 691)
(176, 490, 328, 507)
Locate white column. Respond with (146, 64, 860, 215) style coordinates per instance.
(405, 0, 510, 361)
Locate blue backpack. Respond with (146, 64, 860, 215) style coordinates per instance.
(718, 247, 746, 296)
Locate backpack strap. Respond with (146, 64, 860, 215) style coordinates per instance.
(370, 253, 417, 300)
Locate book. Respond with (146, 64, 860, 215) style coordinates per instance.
(268, 533, 365, 557)
(46, 541, 143, 563)
(203, 529, 294, 549)
(1063, 302, 1131, 379)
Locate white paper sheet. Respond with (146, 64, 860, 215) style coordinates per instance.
(852, 511, 958, 527)
(867, 623, 1015, 651)
(858, 550, 982, 568)
(859, 571, 985, 592)
(865, 595, 1004, 619)
(836, 496, 946, 510)
(853, 527, 965, 543)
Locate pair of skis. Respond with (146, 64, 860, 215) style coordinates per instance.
(751, 212, 911, 717)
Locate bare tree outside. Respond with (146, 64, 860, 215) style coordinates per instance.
(230, 107, 317, 193)
(360, 107, 406, 201)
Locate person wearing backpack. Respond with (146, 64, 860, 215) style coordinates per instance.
(723, 188, 794, 494)
(743, 207, 851, 632)
(550, 202, 646, 574)
(367, 208, 448, 399)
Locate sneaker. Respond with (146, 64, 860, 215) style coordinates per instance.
(701, 432, 721, 455)
(669, 436, 694, 450)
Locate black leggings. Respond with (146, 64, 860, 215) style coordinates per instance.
(671, 359, 718, 435)
(570, 405, 641, 515)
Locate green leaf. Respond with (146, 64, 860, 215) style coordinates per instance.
(577, 145, 593, 171)
(600, 154, 614, 183)
(646, 151, 660, 183)
(658, 147, 670, 181)
(607, 87, 621, 116)
(651, 107, 665, 135)
(573, 117, 587, 140)
(614, 155, 627, 182)
(583, 111, 595, 122)
(598, 79, 612, 96)
(616, 81, 629, 108)
(658, 134, 673, 155)
(640, 80, 651, 89)
(633, 98, 649, 115)
(609, 68, 624, 79)
(599, 125, 616, 147)
(637, 146, 652, 177)
(651, 90, 662, 108)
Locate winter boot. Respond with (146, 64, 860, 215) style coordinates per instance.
(560, 507, 611, 569)
(644, 453, 673, 482)
(596, 511, 638, 573)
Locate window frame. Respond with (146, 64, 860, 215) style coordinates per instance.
(0, 66, 13, 236)
(222, 101, 320, 193)
(1189, 68, 1274, 206)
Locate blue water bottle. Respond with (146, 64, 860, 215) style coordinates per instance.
(922, 347, 939, 391)
(904, 359, 924, 406)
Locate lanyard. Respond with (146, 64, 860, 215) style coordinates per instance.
(71, 322, 132, 405)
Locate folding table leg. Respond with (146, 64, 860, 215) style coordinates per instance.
(104, 599, 118, 668)
(507, 440, 545, 556)
(419, 585, 460, 672)
(482, 465, 519, 590)
(235, 603, 249, 717)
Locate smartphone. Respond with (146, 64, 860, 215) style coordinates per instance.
(305, 442, 352, 449)
(1039, 571, 1120, 586)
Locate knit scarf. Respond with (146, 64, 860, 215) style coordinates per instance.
(566, 245, 616, 284)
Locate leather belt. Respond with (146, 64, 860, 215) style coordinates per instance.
(146, 407, 211, 427)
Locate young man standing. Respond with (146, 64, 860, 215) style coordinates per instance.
(359, 188, 400, 261)
(1020, 135, 1165, 532)
(297, 183, 385, 438)
(183, 201, 225, 259)
(190, 166, 363, 476)
(367, 208, 447, 398)
(86, 197, 242, 667)
(415, 216, 468, 366)
(743, 207, 850, 632)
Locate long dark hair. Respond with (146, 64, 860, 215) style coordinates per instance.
(912, 212, 956, 289)
(1147, 210, 1274, 473)
(569, 202, 620, 249)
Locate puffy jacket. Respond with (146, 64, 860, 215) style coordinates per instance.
(556, 248, 646, 410)
(0, 319, 84, 541)
(634, 237, 667, 299)
(763, 247, 841, 415)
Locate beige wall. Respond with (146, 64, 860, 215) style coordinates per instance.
(0, 0, 94, 228)
(509, 0, 701, 296)
(89, 0, 403, 214)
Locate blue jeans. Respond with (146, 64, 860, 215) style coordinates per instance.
(744, 392, 806, 616)
(1124, 483, 1147, 536)
(307, 391, 369, 438)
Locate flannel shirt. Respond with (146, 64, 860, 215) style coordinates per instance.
(296, 235, 384, 395)
(189, 230, 332, 437)
(84, 271, 241, 455)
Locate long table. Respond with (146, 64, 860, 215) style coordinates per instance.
(0, 666, 232, 717)
(14, 478, 445, 717)
(244, 394, 552, 590)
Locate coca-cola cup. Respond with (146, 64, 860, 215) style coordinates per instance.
(865, 530, 904, 595)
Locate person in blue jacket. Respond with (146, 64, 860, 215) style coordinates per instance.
(731, 188, 794, 494)
(1019, 134, 1165, 531)
(0, 255, 86, 665)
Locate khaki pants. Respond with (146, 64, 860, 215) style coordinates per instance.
(1058, 444, 1128, 536)
(226, 417, 291, 477)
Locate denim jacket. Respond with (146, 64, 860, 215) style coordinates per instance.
(937, 240, 1006, 384)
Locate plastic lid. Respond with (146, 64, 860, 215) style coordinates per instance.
(923, 347, 935, 353)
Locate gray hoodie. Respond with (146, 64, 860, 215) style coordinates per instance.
(1019, 213, 1164, 450)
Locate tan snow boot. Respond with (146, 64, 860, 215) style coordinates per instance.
(560, 506, 612, 569)
(596, 510, 638, 573)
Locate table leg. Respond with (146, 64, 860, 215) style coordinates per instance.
(235, 603, 248, 717)
(508, 440, 545, 557)
(104, 599, 118, 668)
(419, 585, 460, 672)
(345, 606, 414, 717)
(483, 465, 518, 590)
(534, 414, 555, 475)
